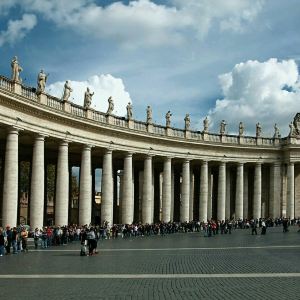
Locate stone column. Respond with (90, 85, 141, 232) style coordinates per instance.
(79, 145, 92, 226)
(207, 168, 212, 220)
(122, 152, 134, 224)
(171, 167, 174, 221)
(199, 161, 208, 222)
(189, 171, 194, 221)
(287, 163, 295, 219)
(30, 134, 45, 229)
(235, 163, 244, 220)
(181, 159, 190, 222)
(269, 163, 281, 218)
(253, 162, 262, 219)
(2, 128, 19, 227)
(243, 168, 249, 219)
(225, 168, 231, 220)
(101, 149, 113, 225)
(55, 141, 69, 226)
(217, 162, 226, 221)
(162, 157, 172, 222)
(142, 155, 153, 224)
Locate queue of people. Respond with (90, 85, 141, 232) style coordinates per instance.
(0, 217, 299, 257)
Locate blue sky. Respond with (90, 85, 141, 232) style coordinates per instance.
(0, 0, 300, 136)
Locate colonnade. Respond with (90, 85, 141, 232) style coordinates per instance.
(0, 128, 298, 229)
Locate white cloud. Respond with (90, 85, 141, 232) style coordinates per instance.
(207, 59, 300, 137)
(17, 0, 263, 48)
(0, 0, 18, 16)
(47, 74, 132, 116)
(0, 14, 37, 46)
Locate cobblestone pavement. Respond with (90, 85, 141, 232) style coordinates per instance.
(0, 226, 299, 300)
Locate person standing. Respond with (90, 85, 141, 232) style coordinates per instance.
(20, 227, 28, 252)
(12, 227, 18, 254)
(5, 226, 12, 254)
(0, 228, 5, 256)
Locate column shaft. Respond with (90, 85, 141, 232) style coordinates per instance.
(55, 141, 69, 226)
(287, 163, 295, 219)
(235, 163, 244, 219)
(142, 156, 153, 223)
(243, 169, 249, 219)
(30, 135, 45, 229)
(217, 162, 226, 221)
(181, 160, 190, 222)
(79, 145, 92, 226)
(2, 128, 19, 227)
(162, 157, 172, 222)
(122, 153, 133, 224)
(199, 161, 208, 222)
(189, 171, 194, 221)
(253, 163, 262, 219)
(101, 150, 113, 225)
(269, 163, 281, 218)
(225, 168, 231, 219)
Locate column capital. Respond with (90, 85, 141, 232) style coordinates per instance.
(7, 126, 20, 135)
(82, 144, 92, 151)
(33, 133, 46, 141)
(125, 151, 134, 157)
(104, 148, 113, 155)
(59, 140, 69, 147)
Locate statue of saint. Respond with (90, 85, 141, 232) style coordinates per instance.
(62, 81, 73, 102)
(126, 102, 133, 120)
(84, 87, 94, 109)
(289, 122, 295, 137)
(146, 106, 152, 124)
(11, 56, 23, 82)
(220, 120, 226, 135)
(184, 114, 190, 131)
(106, 96, 114, 114)
(166, 110, 172, 127)
(36, 69, 48, 94)
(239, 122, 244, 136)
(274, 123, 280, 138)
(256, 122, 262, 137)
(203, 116, 209, 133)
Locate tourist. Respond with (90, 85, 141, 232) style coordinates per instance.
(20, 227, 28, 252)
(12, 227, 18, 254)
(33, 228, 40, 249)
(5, 226, 12, 254)
(0, 228, 5, 256)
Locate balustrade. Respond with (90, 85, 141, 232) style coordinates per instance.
(47, 95, 63, 110)
(0, 76, 13, 91)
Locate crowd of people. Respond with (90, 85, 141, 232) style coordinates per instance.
(0, 217, 299, 257)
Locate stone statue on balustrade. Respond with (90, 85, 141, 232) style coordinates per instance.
(62, 81, 73, 102)
(289, 121, 296, 137)
(220, 120, 226, 135)
(126, 102, 133, 120)
(184, 114, 190, 131)
(239, 122, 244, 136)
(274, 123, 280, 138)
(84, 87, 94, 109)
(166, 111, 172, 128)
(203, 116, 209, 133)
(256, 122, 262, 137)
(11, 56, 23, 82)
(36, 69, 49, 95)
(146, 106, 152, 124)
(106, 96, 114, 114)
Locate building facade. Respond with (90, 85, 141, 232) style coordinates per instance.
(0, 74, 300, 229)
